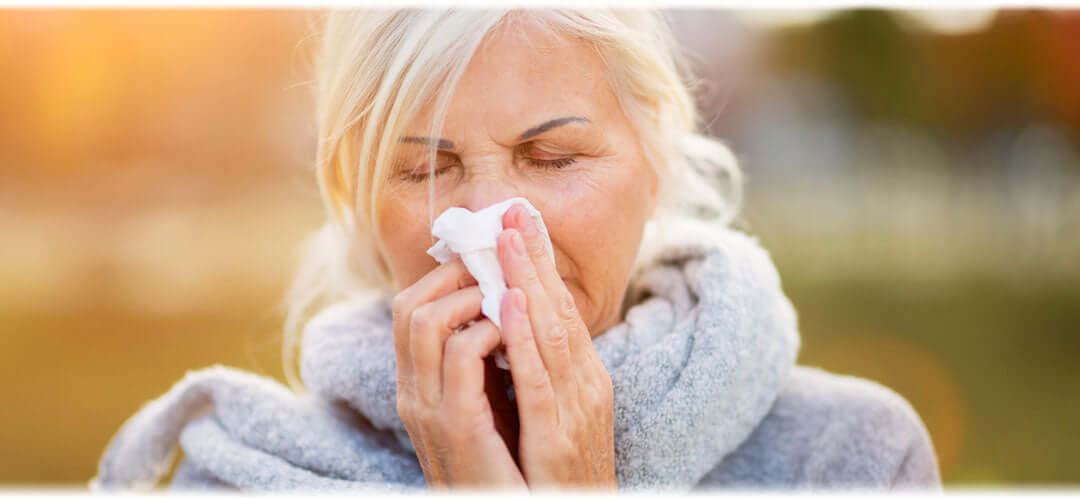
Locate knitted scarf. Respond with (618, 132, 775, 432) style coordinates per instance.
(91, 224, 800, 493)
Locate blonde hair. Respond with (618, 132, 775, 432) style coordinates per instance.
(282, 8, 743, 390)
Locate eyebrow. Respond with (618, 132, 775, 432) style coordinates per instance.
(518, 116, 591, 141)
(397, 116, 591, 150)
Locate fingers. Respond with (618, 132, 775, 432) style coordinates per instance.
(502, 204, 558, 290)
(502, 204, 594, 367)
(391, 258, 478, 403)
(409, 285, 484, 407)
(500, 287, 558, 429)
(496, 229, 578, 403)
(441, 319, 502, 412)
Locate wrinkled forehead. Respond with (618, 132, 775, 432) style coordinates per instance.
(402, 19, 617, 147)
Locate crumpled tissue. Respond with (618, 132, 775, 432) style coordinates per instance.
(426, 197, 555, 369)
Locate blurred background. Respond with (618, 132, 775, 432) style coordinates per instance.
(1, 8, 1077, 487)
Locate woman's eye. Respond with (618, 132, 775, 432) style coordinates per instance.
(525, 156, 577, 169)
(400, 165, 451, 182)
(398, 153, 457, 182)
(522, 143, 577, 169)
(397, 145, 576, 182)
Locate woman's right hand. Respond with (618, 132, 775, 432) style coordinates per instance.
(391, 258, 527, 491)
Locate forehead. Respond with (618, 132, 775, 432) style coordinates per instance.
(410, 19, 617, 141)
(468, 19, 605, 91)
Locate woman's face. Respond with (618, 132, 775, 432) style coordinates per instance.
(373, 22, 658, 337)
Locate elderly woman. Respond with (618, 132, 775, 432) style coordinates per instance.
(92, 9, 941, 492)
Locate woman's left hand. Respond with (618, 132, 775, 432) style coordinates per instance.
(494, 204, 617, 491)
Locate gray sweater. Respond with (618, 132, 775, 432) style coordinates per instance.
(696, 365, 941, 490)
(164, 364, 941, 491)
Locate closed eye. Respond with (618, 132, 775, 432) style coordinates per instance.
(526, 156, 576, 169)
(398, 144, 578, 182)
(520, 142, 577, 169)
(397, 151, 458, 182)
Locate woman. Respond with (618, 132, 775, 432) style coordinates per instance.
(92, 9, 941, 492)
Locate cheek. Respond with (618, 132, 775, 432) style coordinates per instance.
(553, 160, 650, 256)
(542, 160, 652, 327)
(375, 193, 437, 290)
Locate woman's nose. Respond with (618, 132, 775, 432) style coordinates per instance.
(455, 169, 522, 212)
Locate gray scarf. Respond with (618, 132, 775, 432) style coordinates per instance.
(91, 224, 800, 493)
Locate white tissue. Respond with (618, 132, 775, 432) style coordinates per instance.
(426, 197, 555, 370)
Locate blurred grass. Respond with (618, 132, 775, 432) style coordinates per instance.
(744, 182, 1080, 485)
(787, 273, 1080, 484)
(0, 181, 320, 485)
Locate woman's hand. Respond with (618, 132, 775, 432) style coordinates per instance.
(495, 204, 618, 491)
(391, 259, 527, 491)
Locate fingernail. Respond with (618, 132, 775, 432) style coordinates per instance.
(510, 231, 526, 256)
